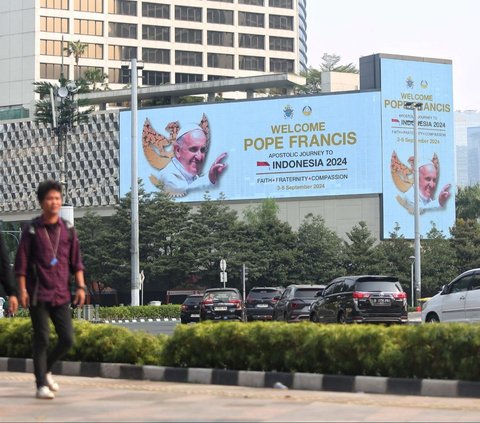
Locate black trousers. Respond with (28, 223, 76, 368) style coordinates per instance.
(29, 302, 74, 389)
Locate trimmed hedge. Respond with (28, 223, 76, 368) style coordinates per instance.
(162, 322, 480, 381)
(2, 319, 480, 381)
(0, 318, 167, 366)
(98, 305, 180, 320)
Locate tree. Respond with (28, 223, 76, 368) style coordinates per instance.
(319, 53, 358, 73)
(421, 224, 457, 297)
(343, 221, 380, 274)
(456, 184, 480, 221)
(83, 68, 109, 91)
(295, 214, 344, 285)
(374, 223, 414, 293)
(450, 219, 480, 273)
(64, 40, 88, 80)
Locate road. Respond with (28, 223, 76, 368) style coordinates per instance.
(1, 372, 479, 422)
(111, 312, 422, 335)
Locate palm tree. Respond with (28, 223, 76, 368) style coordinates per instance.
(84, 68, 109, 91)
(64, 40, 88, 80)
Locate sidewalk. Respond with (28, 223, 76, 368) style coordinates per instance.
(2, 371, 480, 422)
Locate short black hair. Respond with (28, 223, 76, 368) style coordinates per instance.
(37, 180, 62, 203)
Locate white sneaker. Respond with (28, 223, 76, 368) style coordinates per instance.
(45, 372, 59, 392)
(36, 386, 55, 400)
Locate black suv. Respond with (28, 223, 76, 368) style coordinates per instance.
(310, 275, 408, 324)
(245, 287, 284, 321)
(180, 294, 204, 324)
(200, 288, 243, 322)
(273, 284, 325, 322)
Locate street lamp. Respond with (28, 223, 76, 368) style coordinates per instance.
(409, 255, 415, 307)
(404, 101, 423, 307)
(121, 59, 143, 307)
(50, 81, 80, 224)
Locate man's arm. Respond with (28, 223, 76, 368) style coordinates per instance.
(73, 270, 86, 308)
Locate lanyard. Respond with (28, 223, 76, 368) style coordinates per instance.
(43, 225, 61, 267)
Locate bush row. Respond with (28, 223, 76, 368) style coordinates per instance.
(162, 322, 480, 381)
(2, 319, 479, 381)
(97, 305, 181, 320)
(0, 318, 166, 366)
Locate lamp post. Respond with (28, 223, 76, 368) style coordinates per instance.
(50, 82, 79, 224)
(404, 101, 423, 307)
(409, 255, 415, 307)
(121, 58, 143, 306)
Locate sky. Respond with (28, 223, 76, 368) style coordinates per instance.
(306, 0, 479, 111)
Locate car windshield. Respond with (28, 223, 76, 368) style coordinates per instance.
(204, 291, 240, 302)
(295, 288, 322, 298)
(355, 281, 402, 292)
(183, 296, 203, 305)
(248, 289, 281, 299)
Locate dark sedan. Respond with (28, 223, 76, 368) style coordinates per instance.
(200, 288, 243, 322)
(273, 284, 325, 322)
(245, 287, 283, 321)
(180, 294, 203, 324)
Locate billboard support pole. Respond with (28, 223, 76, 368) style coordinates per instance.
(131, 58, 140, 307)
(405, 101, 423, 308)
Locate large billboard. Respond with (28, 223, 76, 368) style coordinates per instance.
(120, 92, 382, 202)
(380, 58, 455, 238)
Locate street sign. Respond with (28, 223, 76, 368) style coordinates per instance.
(220, 259, 227, 271)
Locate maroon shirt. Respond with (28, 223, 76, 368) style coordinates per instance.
(15, 216, 84, 306)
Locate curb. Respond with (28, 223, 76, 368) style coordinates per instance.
(2, 357, 479, 398)
(100, 318, 180, 323)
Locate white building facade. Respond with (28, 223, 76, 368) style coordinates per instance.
(0, 0, 307, 115)
(454, 110, 480, 187)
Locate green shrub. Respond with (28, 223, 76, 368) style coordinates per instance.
(98, 305, 180, 320)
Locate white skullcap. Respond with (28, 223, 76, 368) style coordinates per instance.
(176, 123, 204, 140)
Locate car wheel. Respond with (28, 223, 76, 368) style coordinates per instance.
(337, 311, 346, 324)
(426, 313, 440, 323)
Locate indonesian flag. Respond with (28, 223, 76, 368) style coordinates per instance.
(391, 118, 400, 123)
(257, 161, 270, 167)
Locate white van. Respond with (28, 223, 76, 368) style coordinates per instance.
(422, 269, 480, 323)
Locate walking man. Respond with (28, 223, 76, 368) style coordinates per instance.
(15, 180, 86, 399)
(0, 232, 18, 315)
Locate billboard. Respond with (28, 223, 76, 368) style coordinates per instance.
(120, 92, 382, 202)
(380, 58, 455, 238)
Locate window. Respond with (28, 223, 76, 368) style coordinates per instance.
(82, 43, 104, 59)
(108, 67, 130, 84)
(78, 66, 104, 78)
(175, 73, 202, 84)
(175, 6, 202, 22)
(207, 53, 234, 69)
(239, 0, 263, 4)
(108, 45, 137, 60)
(269, 15, 293, 30)
(109, 22, 137, 39)
(175, 51, 202, 67)
(143, 70, 170, 85)
(74, 0, 103, 12)
(40, 0, 69, 10)
(74, 19, 103, 36)
(209, 0, 233, 3)
(470, 275, 480, 290)
(208, 75, 234, 81)
(269, 36, 294, 51)
(269, 0, 293, 8)
(175, 28, 202, 44)
(142, 48, 170, 64)
(109, 0, 137, 16)
(270, 58, 294, 72)
(40, 40, 68, 56)
(40, 63, 69, 79)
(449, 276, 472, 294)
(142, 25, 170, 41)
(333, 281, 345, 294)
(40, 17, 69, 33)
(207, 9, 233, 25)
(239, 34, 264, 49)
(323, 283, 335, 297)
(238, 12, 264, 27)
(142, 3, 169, 19)
(207, 31, 234, 47)
(239, 55, 264, 71)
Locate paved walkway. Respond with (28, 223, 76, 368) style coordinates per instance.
(1, 372, 480, 422)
